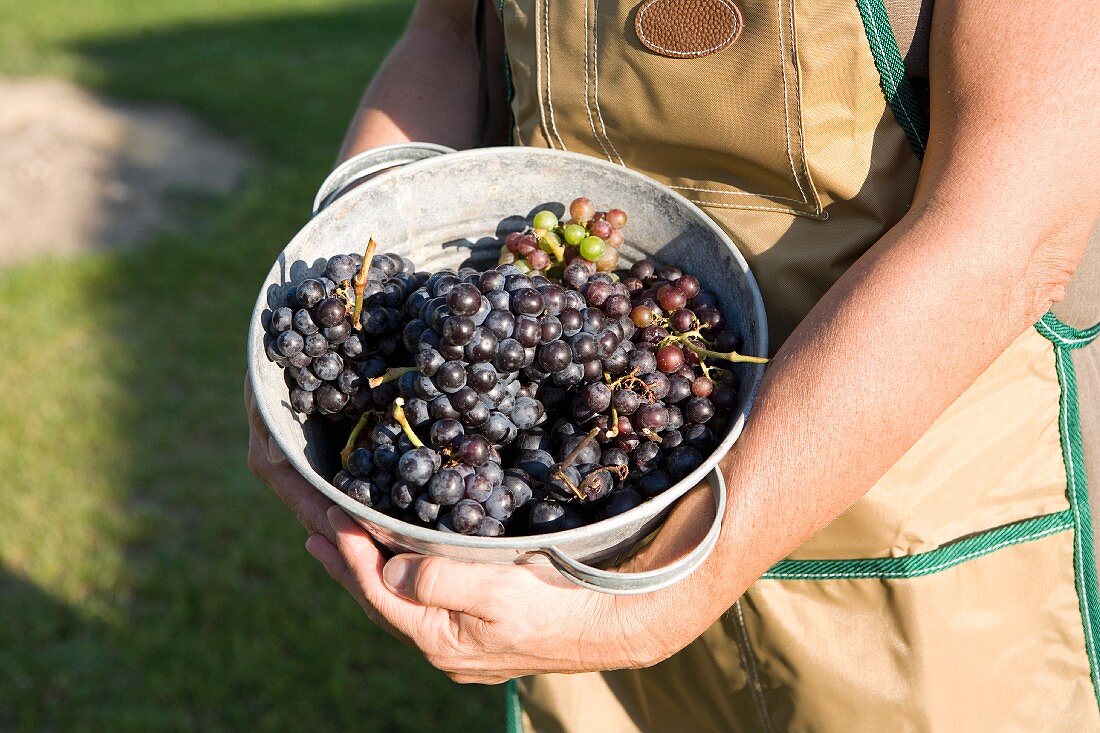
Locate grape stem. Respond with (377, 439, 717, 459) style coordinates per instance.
(604, 407, 620, 439)
(340, 411, 375, 468)
(551, 426, 601, 501)
(682, 339, 768, 364)
(367, 366, 416, 389)
(539, 228, 566, 263)
(350, 237, 378, 331)
(391, 397, 425, 448)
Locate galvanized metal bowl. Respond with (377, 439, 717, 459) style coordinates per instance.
(248, 144, 767, 594)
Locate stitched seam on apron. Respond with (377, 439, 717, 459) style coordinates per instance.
(732, 601, 776, 733)
(542, 0, 567, 150)
(688, 200, 828, 220)
(762, 510, 1074, 579)
(583, 0, 616, 163)
(786, 0, 823, 214)
(775, 0, 810, 206)
(532, 0, 556, 149)
(592, 0, 818, 213)
(1054, 343, 1100, 710)
(678, 0, 828, 218)
(591, 0, 626, 166)
(667, 184, 804, 204)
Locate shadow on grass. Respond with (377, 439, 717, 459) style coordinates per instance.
(2, 3, 502, 731)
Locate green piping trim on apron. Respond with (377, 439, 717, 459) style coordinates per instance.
(1051, 327, 1100, 709)
(761, 313, 1098, 580)
(853, 0, 928, 158)
(505, 678, 523, 733)
(762, 510, 1073, 580)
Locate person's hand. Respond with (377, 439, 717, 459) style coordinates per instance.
(246, 376, 336, 542)
(304, 477, 722, 684)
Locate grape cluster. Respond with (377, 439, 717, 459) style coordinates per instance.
(263, 199, 763, 537)
(499, 197, 627, 276)
(261, 244, 420, 420)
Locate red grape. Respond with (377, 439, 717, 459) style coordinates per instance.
(527, 249, 550, 270)
(670, 308, 695, 333)
(591, 220, 613, 240)
(631, 305, 655, 327)
(676, 274, 701, 299)
(657, 285, 688, 312)
(692, 376, 714, 398)
(656, 345, 685, 373)
(569, 197, 596, 223)
(607, 228, 625, 249)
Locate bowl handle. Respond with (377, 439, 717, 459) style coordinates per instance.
(312, 142, 457, 216)
(543, 468, 727, 595)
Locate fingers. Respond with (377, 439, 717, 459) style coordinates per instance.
(327, 506, 445, 643)
(305, 534, 411, 644)
(246, 376, 336, 542)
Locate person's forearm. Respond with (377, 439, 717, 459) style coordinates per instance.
(620, 0, 1100, 649)
(337, 0, 480, 163)
(626, 201, 1085, 645)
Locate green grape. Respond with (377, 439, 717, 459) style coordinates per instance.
(514, 259, 533, 274)
(563, 224, 587, 246)
(533, 210, 559, 230)
(579, 236, 606, 262)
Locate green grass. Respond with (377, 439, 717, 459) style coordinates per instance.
(0, 1, 501, 730)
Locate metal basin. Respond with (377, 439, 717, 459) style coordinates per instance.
(248, 145, 767, 593)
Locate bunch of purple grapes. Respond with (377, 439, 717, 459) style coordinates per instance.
(261, 250, 420, 419)
(263, 201, 755, 537)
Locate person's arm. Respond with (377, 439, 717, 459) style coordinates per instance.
(336, 0, 480, 161)
(301, 0, 1100, 683)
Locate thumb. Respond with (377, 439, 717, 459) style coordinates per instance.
(382, 554, 518, 619)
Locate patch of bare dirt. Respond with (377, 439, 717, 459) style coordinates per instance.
(0, 78, 248, 267)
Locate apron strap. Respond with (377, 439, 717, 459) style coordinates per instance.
(1036, 312, 1100, 350)
(854, 0, 929, 158)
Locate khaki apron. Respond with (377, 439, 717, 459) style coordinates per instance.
(482, 0, 1100, 729)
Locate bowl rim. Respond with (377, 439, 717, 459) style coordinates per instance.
(247, 145, 768, 552)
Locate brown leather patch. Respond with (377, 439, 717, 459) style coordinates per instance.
(635, 0, 743, 58)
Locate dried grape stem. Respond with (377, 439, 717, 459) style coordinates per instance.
(368, 366, 416, 389)
(391, 397, 425, 448)
(550, 426, 601, 501)
(350, 237, 378, 331)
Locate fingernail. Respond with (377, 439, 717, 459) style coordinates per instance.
(383, 557, 413, 593)
(304, 534, 323, 560)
